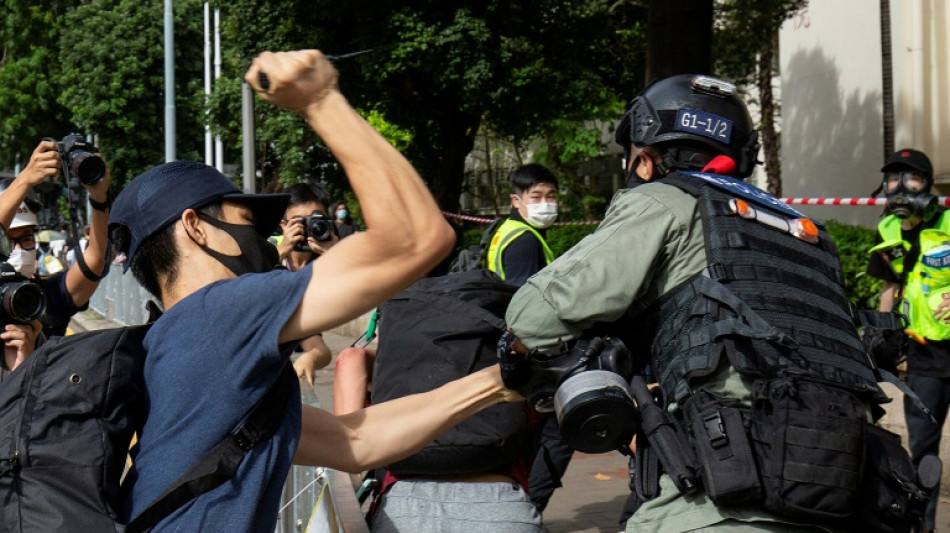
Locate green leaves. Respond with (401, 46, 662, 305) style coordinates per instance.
(824, 219, 884, 311)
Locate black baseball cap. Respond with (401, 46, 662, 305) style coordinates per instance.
(881, 148, 933, 175)
(109, 161, 289, 272)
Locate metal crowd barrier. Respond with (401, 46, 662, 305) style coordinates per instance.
(88, 270, 364, 532)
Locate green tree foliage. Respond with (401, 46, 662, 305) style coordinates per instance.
(714, 0, 806, 195)
(0, 1, 80, 165)
(58, 0, 206, 184)
(210, 0, 646, 208)
(824, 219, 883, 311)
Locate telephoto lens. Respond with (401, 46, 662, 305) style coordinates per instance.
(0, 278, 46, 323)
(57, 133, 106, 185)
(69, 150, 106, 186)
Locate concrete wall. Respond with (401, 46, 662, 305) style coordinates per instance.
(779, 0, 885, 228)
(891, 0, 950, 185)
(780, 0, 950, 228)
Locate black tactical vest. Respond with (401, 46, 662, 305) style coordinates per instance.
(625, 172, 885, 405)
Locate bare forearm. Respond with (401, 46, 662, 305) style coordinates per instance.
(0, 178, 31, 230)
(65, 208, 109, 306)
(879, 282, 898, 312)
(294, 365, 516, 472)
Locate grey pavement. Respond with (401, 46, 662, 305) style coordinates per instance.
(70, 310, 950, 532)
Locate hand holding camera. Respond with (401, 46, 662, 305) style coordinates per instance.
(288, 210, 338, 253)
(0, 263, 47, 325)
(18, 141, 61, 188)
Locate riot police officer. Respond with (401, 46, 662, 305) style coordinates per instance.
(502, 75, 929, 532)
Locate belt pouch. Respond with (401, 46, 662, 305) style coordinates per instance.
(750, 377, 864, 521)
(685, 391, 761, 506)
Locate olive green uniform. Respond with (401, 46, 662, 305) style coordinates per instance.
(506, 182, 838, 532)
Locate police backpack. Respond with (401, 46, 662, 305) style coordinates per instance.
(371, 268, 528, 475)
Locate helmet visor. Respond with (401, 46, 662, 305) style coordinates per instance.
(884, 171, 929, 194)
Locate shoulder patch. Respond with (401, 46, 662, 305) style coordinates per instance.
(680, 171, 807, 219)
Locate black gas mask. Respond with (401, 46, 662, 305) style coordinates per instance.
(884, 171, 936, 220)
(499, 335, 640, 454)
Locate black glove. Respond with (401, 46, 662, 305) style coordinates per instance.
(497, 330, 532, 390)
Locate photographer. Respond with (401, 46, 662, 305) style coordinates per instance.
(277, 182, 337, 385)
(0, 139, 112, 372)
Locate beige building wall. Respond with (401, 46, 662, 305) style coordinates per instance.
(780, 0, 950, 228)
(890, 0, 950, 185)
(779, 0, 885, 228)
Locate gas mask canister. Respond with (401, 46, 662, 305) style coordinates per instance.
(884, 171, 936, 220)
(503, 335, 640, 454)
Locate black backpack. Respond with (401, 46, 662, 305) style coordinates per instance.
(0, 323, 291, 533)
(371, 269, 528, 475)
(448, 217, 504, 273)
(0, 326, 149, 532)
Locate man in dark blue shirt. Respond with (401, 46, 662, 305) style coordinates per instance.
(110, 49, 520, 531)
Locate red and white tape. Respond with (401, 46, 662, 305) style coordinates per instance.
(782, 197, 950, 206)
(442, 212, 600, 226)
(444, 197, 950, 225)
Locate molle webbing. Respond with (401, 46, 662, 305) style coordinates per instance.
(638, 174, 883, 404)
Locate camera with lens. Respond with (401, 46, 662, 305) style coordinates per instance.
(510, 336, 640, 454)
(294, 210, 337, 251)
(0, 263, 46, 325)
(53, 133, 106, 186)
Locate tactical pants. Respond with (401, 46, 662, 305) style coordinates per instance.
(904, 374, 950, 531)
(527, 415, 574, 512)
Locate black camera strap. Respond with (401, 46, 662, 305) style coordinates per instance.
(124, 362, 294, 533)
(73, 239, 111, 283)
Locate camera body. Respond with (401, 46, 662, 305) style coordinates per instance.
(0, 263, 46, 325)
(55, 133, 106, 186)
(294, 210, 337, 251)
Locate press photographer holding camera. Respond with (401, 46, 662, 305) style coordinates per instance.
(0, 138, 112, 373)
(276, 182, 339, 271)
(277, 182, 338, 385)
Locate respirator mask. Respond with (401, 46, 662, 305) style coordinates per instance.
(884, 171, 936, 220)
(500, 335, 640, 454)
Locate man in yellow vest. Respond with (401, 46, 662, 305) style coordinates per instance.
(487, 163, 568, 513)
(487, 164, 558, 287)
(867, 148, 948, 533)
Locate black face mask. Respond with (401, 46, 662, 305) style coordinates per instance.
(195, 213, 280, 275)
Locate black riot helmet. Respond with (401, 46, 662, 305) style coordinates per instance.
(615, 74, 760, 179)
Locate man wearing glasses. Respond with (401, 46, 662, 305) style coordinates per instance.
(0, 140, 113, 373)
(867, 148, 947, 533)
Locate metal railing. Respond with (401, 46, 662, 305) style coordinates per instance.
(87, 270, 365, 532)
(88, 269, 153, 326)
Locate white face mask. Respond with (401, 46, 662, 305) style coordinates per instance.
(7, 248, 37, 278)
(524, 202, 558, 229)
